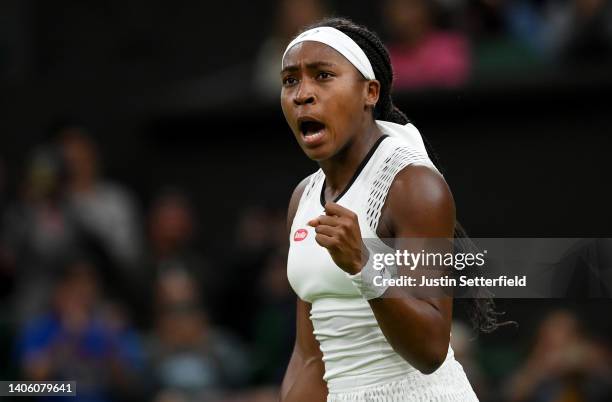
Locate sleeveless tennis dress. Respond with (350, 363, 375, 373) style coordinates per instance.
(287, 126, 479, 401)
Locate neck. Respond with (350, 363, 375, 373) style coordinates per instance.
(319, 119, 383, 202)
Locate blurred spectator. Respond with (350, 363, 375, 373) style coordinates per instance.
(145, 272, 249, 402)
(250, 251, 295, 385)
(503, 1, 547, 52)
(58, 124, 143, 272)
(235, 206, 287, 256)
(155, 268, 201, 308)
(16, 258, 145, 402)
(542, 0, 612, 66)
(134, 190, 213, 330)
(504, 309, 612, 402)
(2, 145, 82, 322)
(466, 0, 545, 78)
(252, 0, 326, 99)
(384, 0, 471, 89)
(148, 190, 196, 265)
(219, 206, 287, 340)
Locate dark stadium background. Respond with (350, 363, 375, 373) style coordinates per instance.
(1, 1, 611, 401)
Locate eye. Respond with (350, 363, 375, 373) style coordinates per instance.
(282, 76, 298, 86)
(316, 71, 333, 80)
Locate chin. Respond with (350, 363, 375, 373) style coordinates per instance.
(301, 144, 334, 162)
(297, 134, 339, 162)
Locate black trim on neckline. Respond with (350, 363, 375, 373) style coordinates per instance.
(320, 135, 389, 208)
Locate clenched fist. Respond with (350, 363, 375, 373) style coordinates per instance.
(308, 202, 369, 275)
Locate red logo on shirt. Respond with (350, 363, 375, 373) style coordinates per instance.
(294, 229, 308, 241)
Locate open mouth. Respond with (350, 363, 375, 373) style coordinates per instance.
(298, 119, 326, 143)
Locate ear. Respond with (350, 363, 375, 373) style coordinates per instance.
(364, 80, 380, 110)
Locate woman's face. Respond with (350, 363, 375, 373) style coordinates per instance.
(281, 41, 376, 161)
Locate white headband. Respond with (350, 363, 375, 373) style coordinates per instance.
(282, 26, 376, 80)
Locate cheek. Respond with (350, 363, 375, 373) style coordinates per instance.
(326, 86, 364, 129)
(280, 92, 289, 114)
(334, 79, 365, 107)
(280, 93, 295, 127)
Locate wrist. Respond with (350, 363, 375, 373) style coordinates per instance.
(347, 247, 370, 275)
(346, 246, 392, 300)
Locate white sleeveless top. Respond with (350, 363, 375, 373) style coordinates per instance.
(287, 129, 463, 394)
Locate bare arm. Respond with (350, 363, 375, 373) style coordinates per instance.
(280, 177, 328, 401)
(368, 165, 455, 374)
(280, 298, 328, 401)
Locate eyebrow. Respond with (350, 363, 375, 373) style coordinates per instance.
(281, 61, 337, 74)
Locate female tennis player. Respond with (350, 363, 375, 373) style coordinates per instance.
(280, 18, 482, 401)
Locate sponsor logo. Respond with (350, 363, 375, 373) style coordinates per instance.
(294, 229, 308, 241)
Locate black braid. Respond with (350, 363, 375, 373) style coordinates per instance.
(299, 17, 512, 334)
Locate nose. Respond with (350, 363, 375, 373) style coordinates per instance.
(293, 81, 315, 106)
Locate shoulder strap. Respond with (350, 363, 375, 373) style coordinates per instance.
(365, 143, 434, 233)
(298, 169, 325, 208)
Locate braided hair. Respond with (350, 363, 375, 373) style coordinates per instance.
(300, 17, 509, 334)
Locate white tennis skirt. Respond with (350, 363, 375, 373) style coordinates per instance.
(326, 359, 479, 402)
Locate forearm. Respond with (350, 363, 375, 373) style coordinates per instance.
(280, 349, 327, 402)
(368, 291, 452, 374)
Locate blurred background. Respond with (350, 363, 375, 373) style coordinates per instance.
(1, 0, 612, 401)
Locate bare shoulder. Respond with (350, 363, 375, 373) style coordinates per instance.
(381, 164, 455, 237)
(287, 173, 315, 234)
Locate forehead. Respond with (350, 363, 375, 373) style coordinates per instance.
(282, 41, 355, 70)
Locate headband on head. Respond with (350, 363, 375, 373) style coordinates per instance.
(282, 26, 376, 80)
